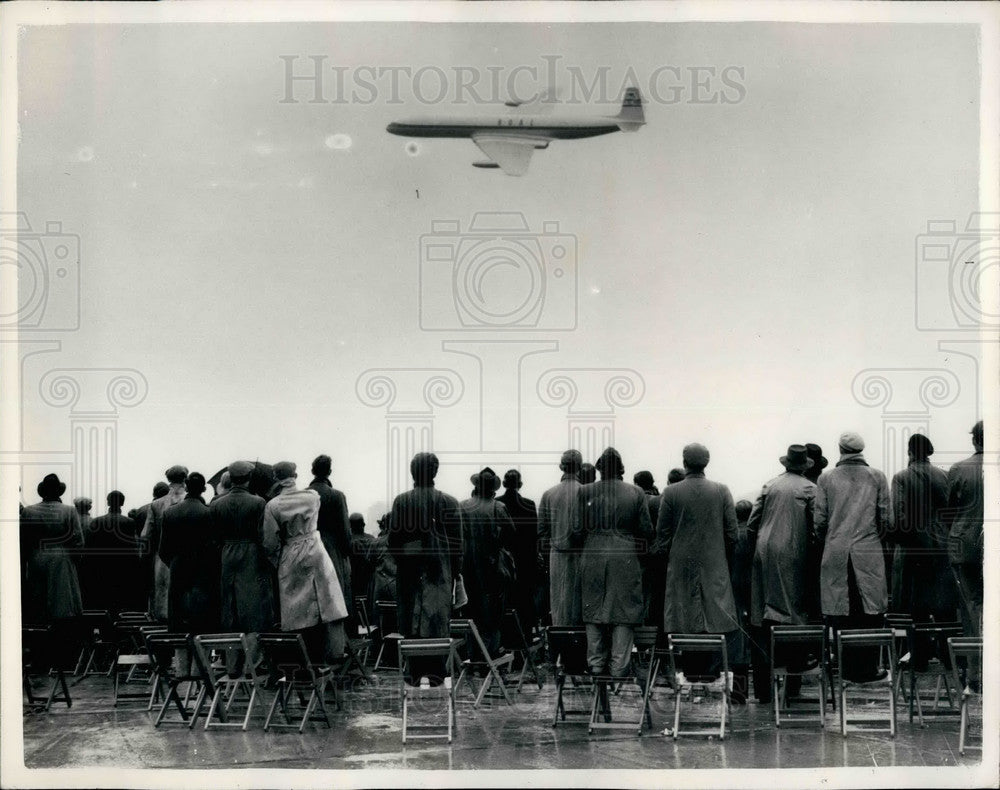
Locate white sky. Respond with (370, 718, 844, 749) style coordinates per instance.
(13, 19, 990, 521)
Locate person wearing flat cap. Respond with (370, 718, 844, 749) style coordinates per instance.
(538, 450, 585, 626)
(140, 464, 189, 621)
(387, 452, 464, 683)
(73, 497, 93, 534)
(656, 443, 740, 681)
(745, 445, 818, 703)
(211, 460, 277, 659)
(815, 432, 890, 682)
(887, 435, 954, 632)
(263, 461, 349, 664)
(159, 472, 220, 634)
(574, 447, 653, 679)
(459, 467, 516, 656)
(945, 421, 985, 660)
(20, 473, 85, 625)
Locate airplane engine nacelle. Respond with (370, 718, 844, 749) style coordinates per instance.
(533, 141, 550, 149)
(472, 161, 500, 169)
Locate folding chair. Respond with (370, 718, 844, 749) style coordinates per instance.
(771, 625, 828, 727)
(947, 636, 983, 756)
(587, 625, 658, 736)
(904, 622, 961, 726)
(547, 626, 593, 727)
(501, 609, 544, 692)
(145, 632, 210, 728)
(373, 601, 403, 672)
(353, 596, 378, 666)
(73, 610, 116, 679)
(884, 613, 914, 704)
(111, 619, 163, 706)
(837, 629, 895, 737)
(192, 633, 259, 730)
(666, 634, 731, 740)
(23, 626, 71, 713)
(450, 618, 514, 708)
(258, 633, 335, 733)
(398, 638, 461, 743)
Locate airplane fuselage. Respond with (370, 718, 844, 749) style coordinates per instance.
(386, 115, 620, 140)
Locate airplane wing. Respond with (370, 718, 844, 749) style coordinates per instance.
(471, 134, 537, 176)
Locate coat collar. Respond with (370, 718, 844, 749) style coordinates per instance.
(560, 473, 578, 482)
(685, 471, 706, 479)
(836, 452, 868, 467)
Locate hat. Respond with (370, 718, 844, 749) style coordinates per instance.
(908, 433, 934, 459)
(165, 465, 189, 483)
(780, 444, 814, 472)
(273, 461, 297, 480)
(804, 443, 828, 471)
(185, 472, 207, 494)
(37, 473, 66, 499)
(229, 460, 254, 478)
(470, 466, 502, 494)
(559, 449, 583, 472)
(971, 420, 984, 445)
(349, 512, 365, 524)
(838, 432, 865, 453)
(682, 443, 710, 469)
(595, 447, 625, 477)
(152, 482, 170, 498)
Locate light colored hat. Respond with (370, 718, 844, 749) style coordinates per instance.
(165, 465, 189, 482)
(273, 461, 297, 480)
(838, 432, 865, 453)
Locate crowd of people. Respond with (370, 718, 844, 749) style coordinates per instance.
(19, 420, 985, 704)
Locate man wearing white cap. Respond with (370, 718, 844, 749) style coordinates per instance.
(815, 432, 890, 681)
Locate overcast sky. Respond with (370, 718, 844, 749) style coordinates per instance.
(15, 20, 987, 521)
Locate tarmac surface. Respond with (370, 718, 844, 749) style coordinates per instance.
(20, 661, 984, 775)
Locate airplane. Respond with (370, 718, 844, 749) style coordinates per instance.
(386, 88, 645, 176)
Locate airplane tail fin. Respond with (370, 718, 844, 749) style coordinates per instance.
(616, 87, 645, 132)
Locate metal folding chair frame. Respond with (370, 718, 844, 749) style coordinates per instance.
(587, 626, 658, 737)
(770, 625, 828, 728)
(501, 609, 544, 692)
(836, 628, 896, 737)
(373, 601, 403, 672)
(904, 622, 961, 726)
(666, 634, 731, 740)
(192, 633, 258, 731)
(948, 636, 983, 756)
(547, 626, 593, 728)
(397, 637, 461, 743)
(258, 632, 335, 733)
(145, 632, 210, 729)
(450, 618, 515, 708)
(22, 626, 72, 713)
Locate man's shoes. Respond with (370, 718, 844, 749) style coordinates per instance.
(843, 668, 888, 684)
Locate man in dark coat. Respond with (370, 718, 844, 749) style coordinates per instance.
(20, 474, 84, 626)
(945, 420, 984, 645)
(576, 447, 653, 677)
(388, 453, 463, 682)
(889, 434, 955, 625)
(129, 482, 168, 615)
(656, 443, 739, 680)
(349, 512, 377, 606)
(372, 514, 397, 604)
(81, 491, 140, 615)
(159, 473, 220, 634)
(141, 465, 188, 621)
(497, 469, 539, 634)
(538, 450, 584, 626)
(308, 454, 354, 626)
(747, 445, 818, 702)
(801, 443, 828, 621)
(731, 499, 754, 704)
(816, 432, 890, 682)
(633, 470, 664, 627)
(460, 468, 516, 656)
(210, 460, 276, 656)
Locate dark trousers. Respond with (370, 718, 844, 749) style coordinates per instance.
(827, 559, 883, 680)
(750, 620, 808, 703)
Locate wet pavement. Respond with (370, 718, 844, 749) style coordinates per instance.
(20, 665, 986, 776)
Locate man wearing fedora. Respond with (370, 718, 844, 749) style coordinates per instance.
(576, 447, 653, 678)
(538, 450, 585, 627)
(141, 464, 189, 621)
(459, 467, 516, 656)
(746, 445, 818, 703)
(20, 473, 85, 627)
(815, 432, 890, 682)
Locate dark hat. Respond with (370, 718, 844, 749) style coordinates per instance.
(152, 482, 170, 498)
(908, 433, 934, 459)
(165, 465, 189, 483)
(273, 461, 297, 480)
(633, 470, 654, 490)
(682, 443, 710, 469)
(595, 447, 625, 477)
(349, 512, 365, 524)
(37, 473, 67, 498)
(804, 443, 828, 470)
(471, 466, 502, 494)
(502, 469, 522, 489)
(229, 460, 254, 478)
(780, 444, 814, 472)
(971, 420, 984, 444)
(559, 449, 583, 472)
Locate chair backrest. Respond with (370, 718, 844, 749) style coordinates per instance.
(398, 638, 458, 686)
(837, 628, 894, 669)
(546, 626, 590, 677)
(193, 633, 248, 682)
(500, 609, 531, 652)
(633, 626, 660, 652)
(22, 626, 54, 672)
(257, 632, 319, 683)
(80, 610, 114, 639)
(771, 624, 825, 668)
(375, 601, 398, 634)
(145, 633, 200, 682)
(449, 618, 490, 664)
(947, 636, 983, 691)
(354, 597, 372, 632)
(884, 613, 913, 634)
(907, 621, 962, 667)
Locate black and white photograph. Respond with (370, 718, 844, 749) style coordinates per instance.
(1, 2, 997, 788)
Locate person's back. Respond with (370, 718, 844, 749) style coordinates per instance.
(84, 492, 139, 613)
(538, 451, 584, 626)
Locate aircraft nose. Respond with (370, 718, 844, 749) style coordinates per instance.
(386, 122, 402, 135)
